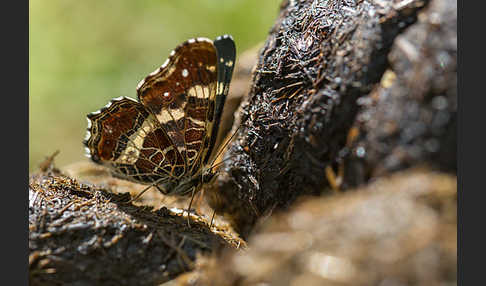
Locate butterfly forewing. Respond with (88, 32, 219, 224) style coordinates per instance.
(204, 35, 236, 165)
(137, 39, 218, 174)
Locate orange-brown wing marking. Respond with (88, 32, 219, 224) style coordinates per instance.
(84, 97, 185, 184)
(136, 39, 218, 173)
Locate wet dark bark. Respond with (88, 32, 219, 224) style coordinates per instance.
(29, 170, 232, 285)
(180, 169, 457, 286)
(207, 0, 456, 238)
(342, 0, 457, 186)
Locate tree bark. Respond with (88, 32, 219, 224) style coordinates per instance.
(207, 0, 456, 239)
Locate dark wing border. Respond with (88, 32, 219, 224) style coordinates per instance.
(202, 34, 236, 165)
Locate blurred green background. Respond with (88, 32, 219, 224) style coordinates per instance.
(29, 0, 281, 171)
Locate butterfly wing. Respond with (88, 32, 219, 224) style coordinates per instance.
(84, 35, 236, 192)
(84, 97, 185, 184)
(203, 35, 236, 166)
(137, 37, 235, 176)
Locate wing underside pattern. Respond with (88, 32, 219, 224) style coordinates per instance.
(137, 39, 219, 176)
(84, 35, 236, 190)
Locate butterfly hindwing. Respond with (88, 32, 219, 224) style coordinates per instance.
(84, 97, 185, 184)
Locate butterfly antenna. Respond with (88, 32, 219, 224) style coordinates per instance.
(210, 124, 242, 169)
(209, 156, 234, 171)
(186, 187, 196, 227)
(209, 209, 216, 228)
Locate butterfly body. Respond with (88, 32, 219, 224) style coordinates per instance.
(84, 35, 236, 196)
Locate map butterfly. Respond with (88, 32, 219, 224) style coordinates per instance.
(84, 35, 236, 198)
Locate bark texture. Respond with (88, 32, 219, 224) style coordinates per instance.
(29, 169, 236, 285)
(176, 169, 457, 286)
(207, 0, 454, 238)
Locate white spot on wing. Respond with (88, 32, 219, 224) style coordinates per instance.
(216, 34, 232, 41)
(84, 131, 91, 141)
(217, 82, 224, 95)
(136, 79, 145, 90)
(188, 38, 196, 44)
(149, 67, 161, 76)
(182, 69, 189, 77)
(161, 58, 170, 68)
(196, 37, 211, 43)
(163, 92, 170, 97)
(86, 118, 92, 129)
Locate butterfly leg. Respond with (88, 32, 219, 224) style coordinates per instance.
(325, 163, 344, 192)
(185, 186, 196, 227)
(126, 184, 154, 204)
(325, 126, 360, 191)
(209, 209, 216, 228)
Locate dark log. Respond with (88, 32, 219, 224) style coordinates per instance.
(179, 169, 457, 285)
(207, 0, 450, 238)
(342, 0, 457, 187)
(29, 169, 236, 285)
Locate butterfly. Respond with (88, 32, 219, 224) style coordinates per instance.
(84, 35, 236, 200)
